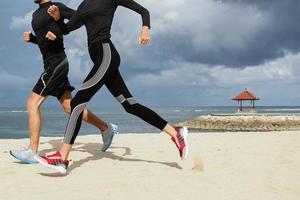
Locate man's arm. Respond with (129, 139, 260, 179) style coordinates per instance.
(24, 31, 38, 44)
(45, 31, 57, 41)
(43, 3, 76, 41)
(47, 21, 63, 38)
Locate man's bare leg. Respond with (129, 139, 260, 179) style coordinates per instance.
(59, 91, 108, 131)
(26, 90, 108, 155)
(27, 92, 47, 153)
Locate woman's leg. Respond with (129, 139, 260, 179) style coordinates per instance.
(59, 42, 119, 160)
(105, 70, 177, 137)
(105, 71, 188, 161)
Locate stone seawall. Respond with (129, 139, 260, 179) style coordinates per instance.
(176, 115, 300, 132)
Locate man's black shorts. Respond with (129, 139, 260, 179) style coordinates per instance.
(33, 54, 75, 99)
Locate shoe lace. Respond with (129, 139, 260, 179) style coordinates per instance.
(20, 144, 29, 151)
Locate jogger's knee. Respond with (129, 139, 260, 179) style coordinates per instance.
(70, 97, 88, 114)
(27, 97, 41, 112)
(116, 95, 138, 114)
(63, 105, 71, 114)
(122, 102, 139, 114)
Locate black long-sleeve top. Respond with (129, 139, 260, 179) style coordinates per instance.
(30, 1, 75, 61)
(57, 0, 150, 46)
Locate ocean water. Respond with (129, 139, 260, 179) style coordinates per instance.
(1, 106, 300, 138)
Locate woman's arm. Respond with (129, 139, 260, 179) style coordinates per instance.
(114, 0, 150, 29)
(58, 12, 84, 35)
(48, 5, 84, 35)
(56, 3, 76, 20)
(114, 0, 151, 45)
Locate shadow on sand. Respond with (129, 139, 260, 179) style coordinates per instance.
(37, 139, 182, 177)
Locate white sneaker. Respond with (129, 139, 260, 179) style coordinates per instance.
(10, 147, 38, 164)
(171, 127, 189, 160)
(101, 123, 119, 152)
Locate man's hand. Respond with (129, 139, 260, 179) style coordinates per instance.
(139, 26, 151, 45)
(47, 5, 61, 21)
(45, 31, 57, 41)
(23, 31, 31, 42)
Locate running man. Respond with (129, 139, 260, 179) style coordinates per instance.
(9, 0, 118, 164)
(35, 0, 189, 174)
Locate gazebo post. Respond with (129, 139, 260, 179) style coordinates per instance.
(240, 100, 243, 111)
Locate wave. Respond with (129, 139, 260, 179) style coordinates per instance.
(174, 109, 197, 112)
(263, 108, 300, 111)
(0, 110, 28, 114)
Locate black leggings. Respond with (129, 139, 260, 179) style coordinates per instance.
(64, 40, 168, 144)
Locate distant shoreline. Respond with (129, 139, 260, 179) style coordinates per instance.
(3, 107, 300, 138)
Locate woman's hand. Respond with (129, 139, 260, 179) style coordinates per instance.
(48, 5, 61, 21)
(139, 26, 150, 45)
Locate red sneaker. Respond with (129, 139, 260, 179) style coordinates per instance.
(34, 151, 69, 174)
(172, 126, 189, 160)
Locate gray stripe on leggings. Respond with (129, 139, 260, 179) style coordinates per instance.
(116, 95, 137, 105)
(126, 97, 137, 105)
(116, 94, 126, 103)
(64, 43, 112, 143)
(64, 102, 87, 144)
(79, 43, 111, 91)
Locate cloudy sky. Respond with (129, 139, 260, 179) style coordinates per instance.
(1, 0, 300, 107)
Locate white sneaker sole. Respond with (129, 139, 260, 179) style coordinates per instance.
(9, 150, 38, 164)
(34, 155, 67, 174)
(180, 126, 189, 160)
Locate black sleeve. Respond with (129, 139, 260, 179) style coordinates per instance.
(48, 22, 63, 38)
(114, 0, 150, 28)
(29, 33, 38, 44)
(57, 10, 85, 35)
(56, 3, 76, 20)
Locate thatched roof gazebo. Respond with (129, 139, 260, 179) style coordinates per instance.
(232, 88, 260, 112)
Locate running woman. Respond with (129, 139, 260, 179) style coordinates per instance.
(34, 0, 188, 174)
(9, 0, 118, 165)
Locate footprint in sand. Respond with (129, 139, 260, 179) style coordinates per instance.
(192, 157, 204, 172)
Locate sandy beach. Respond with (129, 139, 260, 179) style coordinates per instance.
(1, 132, 300, 200)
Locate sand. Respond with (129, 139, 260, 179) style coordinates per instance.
(1, 132, 300, 200)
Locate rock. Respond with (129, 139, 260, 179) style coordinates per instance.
(176, 114, 300, 132)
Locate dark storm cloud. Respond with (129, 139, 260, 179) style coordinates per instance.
(149, 0, 300, 68)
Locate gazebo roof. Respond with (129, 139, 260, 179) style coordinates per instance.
(232, 89, 260, 101)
